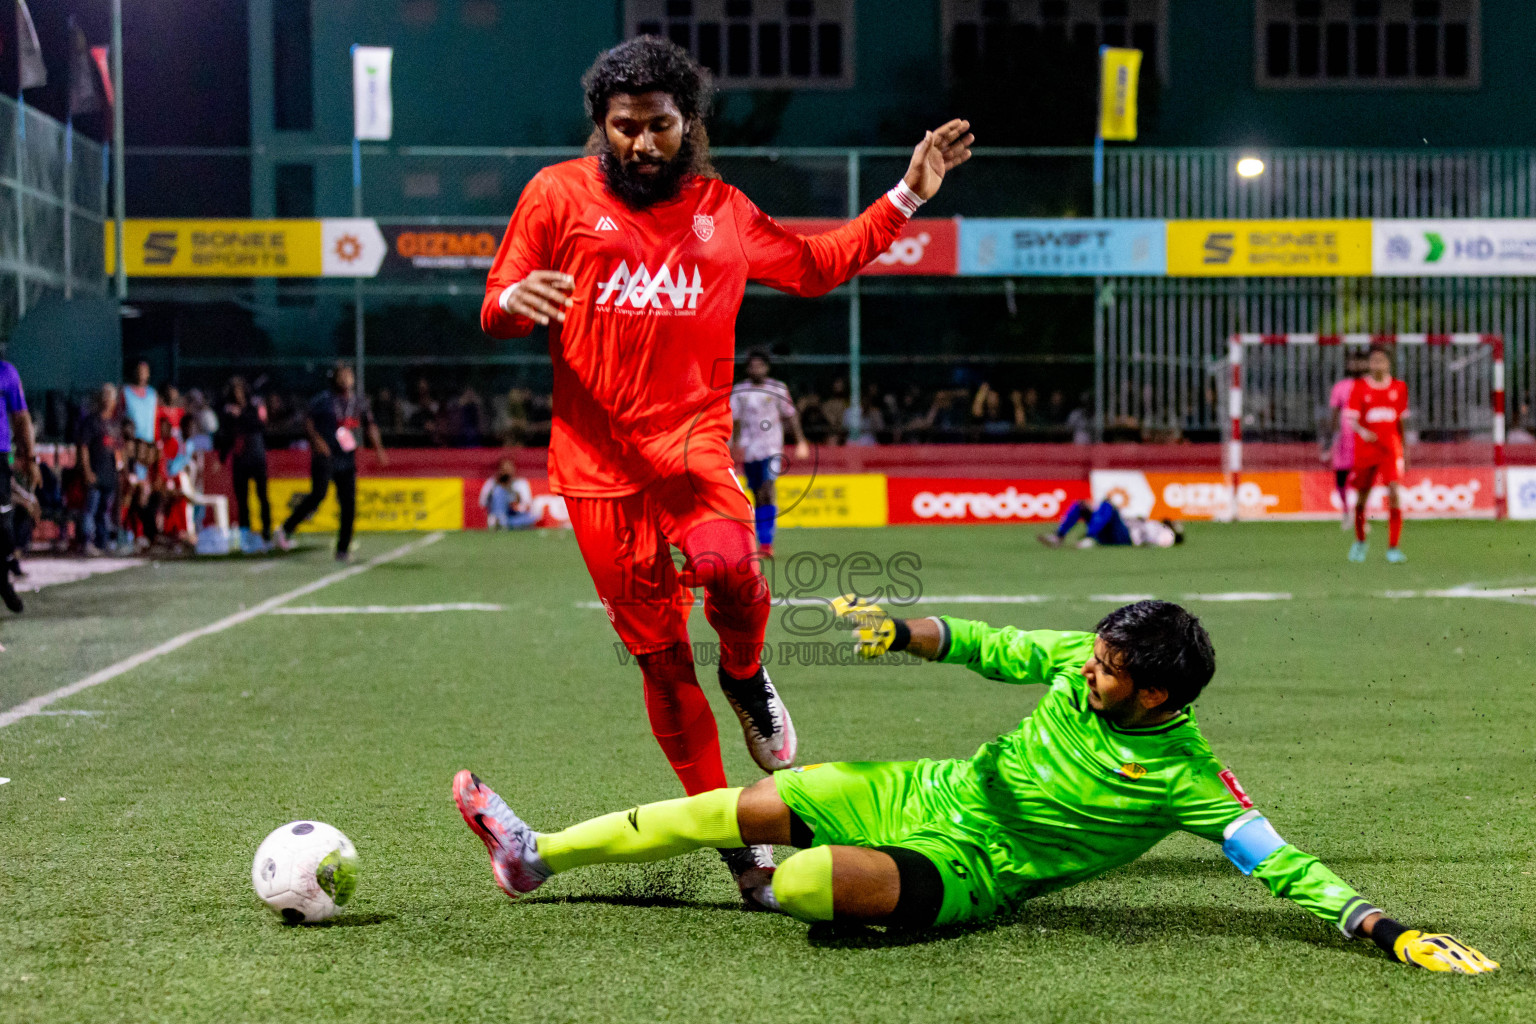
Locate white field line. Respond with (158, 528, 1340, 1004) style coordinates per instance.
(1380, 585, 1536, 607)
(272, 602, 504, 615)
(1180, 592, 1292, 602)
(16, 557, 144, 593)
(575, 592, 1293, 609)
(0, 532, 446, 729)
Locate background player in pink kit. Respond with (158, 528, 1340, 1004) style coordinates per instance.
(479, 37, 973, 899)
(1325, 353, 1366, 529)
(730, 349, 810, 559)
(1347, 347, 1410, 563)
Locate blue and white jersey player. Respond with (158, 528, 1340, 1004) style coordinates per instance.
(729, 350, 810, 559)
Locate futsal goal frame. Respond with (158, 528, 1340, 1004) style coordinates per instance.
(1225, 333, 1507, 521)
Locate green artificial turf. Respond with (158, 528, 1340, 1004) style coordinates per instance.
(1, 522, 1534, 1024)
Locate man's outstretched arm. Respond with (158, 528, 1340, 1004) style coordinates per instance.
(830, 597, 1092, 685)
(1177, 767, 1498, 974)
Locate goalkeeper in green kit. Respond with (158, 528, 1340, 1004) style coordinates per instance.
(452, 598, 1496, 974)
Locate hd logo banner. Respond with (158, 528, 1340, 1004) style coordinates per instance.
(1373, 220, 1536, 276)
(107, 219, 387, 277)
(1166, 220, 1372, 277)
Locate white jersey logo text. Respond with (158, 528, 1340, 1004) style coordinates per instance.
(595, 261, 705, 311)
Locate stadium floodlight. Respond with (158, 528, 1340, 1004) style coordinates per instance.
(1235, 157, 1266, 178)
(1225, 334, 1508, 522)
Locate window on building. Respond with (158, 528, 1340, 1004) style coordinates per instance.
(944, 1, 1169, 83)
(1257, 0, 1479, 88)
(272, 0, 313, 131)
(625, 1, 854, 88)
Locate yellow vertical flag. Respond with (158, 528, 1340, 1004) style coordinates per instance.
(1099, 47, 1142, 141)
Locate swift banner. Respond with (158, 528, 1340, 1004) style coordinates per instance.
(1166, 220, 1373, 276)
(959, 219, 1165, 276)
(106, 219, 387, 277)
(1373, 220, 1536, 275)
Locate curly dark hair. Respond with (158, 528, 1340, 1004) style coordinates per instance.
(581, 36, 716, 180)
(1094, 600, 1216, 713)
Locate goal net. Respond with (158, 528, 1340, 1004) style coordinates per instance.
(1225, 334, 1507, 521)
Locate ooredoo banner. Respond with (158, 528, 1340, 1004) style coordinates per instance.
(1298, 468, 1495, 517)
(784, 218, 958, 276)
(887, 478, 1090, 524)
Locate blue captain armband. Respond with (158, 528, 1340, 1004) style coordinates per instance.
(1222, 810, 1286, 875)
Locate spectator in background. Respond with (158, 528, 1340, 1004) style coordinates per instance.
(1510, 402, 1535, 444)
(1046, 389, 1069, 427)
(78, 383, 123, 555)
(158, 383, 186, 440)
(479, 458, 539, 529)
(493, 387, 532, 446)
(970, 382, 1019, 437)
(1, 355, 37, 612)
(1019, 387, 1042, 428)
(843, 397, 885, 446)
(1067, 391, 1093, 445)
(275, 362, 389, 561)
(795, 389, 831, 445)
(404, 377, 439, 436)
(218, 376, 273, 553)
(821, 377, 850, 443)
(446, 385, 488, 447)
(373, 387, 404, 435)
(122, 360, 159, 443)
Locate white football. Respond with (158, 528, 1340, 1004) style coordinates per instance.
(251, 820, 359, 924)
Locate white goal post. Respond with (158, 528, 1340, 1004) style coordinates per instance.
(1225, 333, 1508, 521)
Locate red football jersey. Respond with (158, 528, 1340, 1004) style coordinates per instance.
(482, 157, 913, 496)
(1348, 376, 1408, 464)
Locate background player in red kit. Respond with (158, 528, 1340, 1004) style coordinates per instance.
(478, 37, 973, 901)
(1346, 346, 1410, 563)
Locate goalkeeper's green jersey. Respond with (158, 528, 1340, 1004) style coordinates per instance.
(934, 616, 1377, 934)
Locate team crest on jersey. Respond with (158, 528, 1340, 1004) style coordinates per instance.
(1117, 762, 1148, 780)
(1219, 769, 1255, 808)
(693, 214, 715, 242)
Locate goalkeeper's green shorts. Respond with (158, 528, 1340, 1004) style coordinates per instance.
(774, 760, 1001, 926)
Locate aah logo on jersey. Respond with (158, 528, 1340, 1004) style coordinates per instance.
(594, 260, 705, 313)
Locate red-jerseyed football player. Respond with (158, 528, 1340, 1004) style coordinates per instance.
(1347, 346, 1410, 564)
(475, 36, 973, 903)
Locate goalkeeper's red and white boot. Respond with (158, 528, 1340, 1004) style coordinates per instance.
(718, 665, 797, 772)
(720, 844, 777, 911)
(452, 769, 551, 901)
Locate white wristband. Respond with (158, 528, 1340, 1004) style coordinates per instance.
(885, 179, 925, 219)
(499, 282, 519, 315)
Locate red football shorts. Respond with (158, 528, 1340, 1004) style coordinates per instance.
(1351, 451, 1405, 488)
(564, 435, 753, 655)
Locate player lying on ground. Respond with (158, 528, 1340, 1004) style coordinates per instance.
(452, 599, 1495, 973)
(479, 36, 972, 899)
(1037, 499, 1182, 549)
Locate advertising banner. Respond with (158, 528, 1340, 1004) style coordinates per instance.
(1091, 470, 1303, 520)
(1166, 220, 1372, 277)
(1298, 468, 1496, 517)
(1373, 220, 1536, 276)
(958, 219, 1165, 276)
(886, 478, 1090, 524)
(785, 218, 957, 276)
(107, 219, 386, 277)
(270, 477, 465, 532)
(1098, 48, 1142, 141)
(1507, 467, 1536, 520)
(380, 223, 502, 278)
(772, 474, 888, 527)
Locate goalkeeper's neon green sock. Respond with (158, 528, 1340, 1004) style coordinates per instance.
(535, 787, 744, 873)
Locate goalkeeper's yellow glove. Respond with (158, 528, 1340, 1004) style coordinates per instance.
(1372, 918, 1498, 974)
(1392, 931, 1499, 974)
(829, 594, 905, 660)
